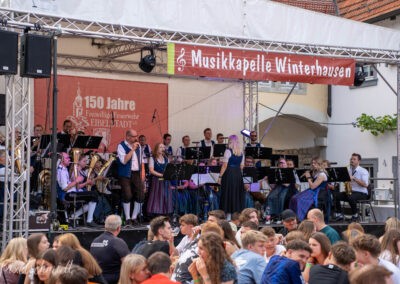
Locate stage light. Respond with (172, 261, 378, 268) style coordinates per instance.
(354, 63, 366, 87)
(139, 47, 156, 73)
(240, 129, 251, 138)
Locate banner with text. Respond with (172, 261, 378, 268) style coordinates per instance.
(167, 43, 355, 86)
(34, 75, 168, 151)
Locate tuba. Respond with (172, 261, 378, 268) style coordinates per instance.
(96, 154, 117, 193)
(71, 148, 82, 180)
(86, 153, 101, 191)
(38, 169, 51, 209)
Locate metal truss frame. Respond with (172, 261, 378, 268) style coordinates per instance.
(0, 8, 400, 64)
(243, 82, 259, 140)
(2, 75, 31, 249)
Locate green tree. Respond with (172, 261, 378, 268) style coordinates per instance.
(355, 113, 397, 136)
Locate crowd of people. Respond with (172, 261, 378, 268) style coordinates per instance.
(1, 212, 400, 284)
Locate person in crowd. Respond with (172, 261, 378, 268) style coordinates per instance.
(232, 230, 268, 283)
(147, 143, 172, 216)
(218, 135, 245, 220)
(216, 133, 225, 144)
(52, 264, 89, 284)
(23, 233, 50, 284)
(229, 212, 241, 233)
(349, 265, 393, 284)
(55, 245, 83, 267)
(261, 239, 312, 284)
(90, 215, 130, 284)
(207, 210, 226, 223)
(141, 252, 178, 284)
(335, 153, 369, 222)
(175, 214, 199, 256)
(118, 254, 150, 284)
(172, 222, 224, 284)
(260, 227, 286, 263)
(380, 229, 400, 268)
(351, 234, 400, 283)
(0, 237, 28, 284)
(235, 208, 259, 246)
(278, 209, 298, 236)
(379, 217, 400, 242)
(137, 216, 176, 258)
(265, 158, 298, 220)
(58, 233, 106, 284)
(218, 220, 240, 255)
(307, 208, 341, 244)
(289, 157, 328, 221)
(341, 222, 365, 243)
(309, 241, 355, 284)
(52, 235, 61, 250)
(284, 230, 307, 244)
(56, 152, 98, 227)
(298, 220, 316, 242)
(189, 232, 237, 284)
(163, 133, 173, 157)
(303, 232, 332, 282)
(34, 249, 57, 284)
(117, 129, 145, 226)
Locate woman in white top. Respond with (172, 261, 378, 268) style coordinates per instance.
(380, 228, 400, 268)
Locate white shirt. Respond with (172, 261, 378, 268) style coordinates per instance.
(57, 165, 77, 193)
(349, 165, 369, 195)
(265, 245, 286, 263)
(379, 257, 400, 284)
(380, 250, 400, 269)
(117, 141, 140, 171)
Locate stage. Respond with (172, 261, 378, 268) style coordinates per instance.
(42, 221, 386, 251)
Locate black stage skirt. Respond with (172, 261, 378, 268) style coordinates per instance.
(220, 166, 245, 213)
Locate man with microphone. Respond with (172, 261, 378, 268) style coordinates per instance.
(117, 129, 145, 226)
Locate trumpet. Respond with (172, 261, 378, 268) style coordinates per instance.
(86, 153, 101, 191)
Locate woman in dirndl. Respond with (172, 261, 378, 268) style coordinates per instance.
(218, 134, 245, 220)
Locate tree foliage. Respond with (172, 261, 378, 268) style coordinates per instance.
(355, 113, 397, 136)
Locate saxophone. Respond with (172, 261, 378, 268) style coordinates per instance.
(344, 165, 352, 195)
(96, 154, 116, 193)
(38, 169, 51, 209)
(86, 153, 101, 191)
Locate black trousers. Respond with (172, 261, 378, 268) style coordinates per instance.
(119, 171, 145, 203)
(336, 191, 367, 215)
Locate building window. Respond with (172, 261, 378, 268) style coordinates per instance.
(258, 81, 307, 95)
(350, 64, 378, 88)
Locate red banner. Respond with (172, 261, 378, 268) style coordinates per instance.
(168, 43, 355, 86)
(34, 75, 168, 151)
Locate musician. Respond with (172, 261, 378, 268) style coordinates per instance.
(264, 158, 298, 221)
(335, 153, 369, 222)
(218, 134, 245, 220)
(216, 133, 224, 144)
(139, 135, 152, 178)
(200, 128, 215, 148)
(176, 135, 191, 163)
(57, 152, 99, 227)
(147, 143, 172, 216)
(117, 129, 145, 226)
(163, 133, 173, 157)
(32, 124, 44, 150)
(246, 130, 264, 147)
(58, 119, 75, 152)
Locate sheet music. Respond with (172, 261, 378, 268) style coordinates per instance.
(191, 173, 219, 185)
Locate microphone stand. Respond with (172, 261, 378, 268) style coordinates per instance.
(194, 142, 202, 220)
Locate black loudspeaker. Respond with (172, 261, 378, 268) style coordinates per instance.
(0, 94, 5, 126)
(0, 30, 18, 75)
(20, 33, 52, 78)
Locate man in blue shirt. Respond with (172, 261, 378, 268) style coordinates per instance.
(232, 230, 268, 284)
(261, 240, 312, 284)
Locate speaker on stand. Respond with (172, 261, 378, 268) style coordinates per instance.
(20, 33, 52, 78)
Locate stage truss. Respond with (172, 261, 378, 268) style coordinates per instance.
(1, 7, 400, 246)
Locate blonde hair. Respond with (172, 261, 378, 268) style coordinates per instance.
(58, 233, 102, 277)
(228, 135, 242, 156)
(0, 237, 27, 267)
(118, 254, 147, 284)
(385, 217, 400, 233)
(241, 230, 268, 249)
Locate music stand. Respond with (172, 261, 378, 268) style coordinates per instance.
(197, 166, 221, 174)
(275, 168, 296, 184)
(39, 134, 64, 154)
(326, 167, 351, 182)
(163, 163, 195, 181)
(243, 167, 258, 184)
(57, 133, 70, 151)
(295, 169, 308, 182)
(213, 144, 226, 158)
(72, 135, 102, 149)
(245, 147, 272, 160)
(184, 147, 211, 160)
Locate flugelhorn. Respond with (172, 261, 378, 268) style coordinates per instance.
(86, 153, 101, 191)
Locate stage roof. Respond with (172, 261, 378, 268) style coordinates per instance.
(6, 0, 400, 52)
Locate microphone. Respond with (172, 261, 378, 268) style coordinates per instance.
(151, 109, 157, 123)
